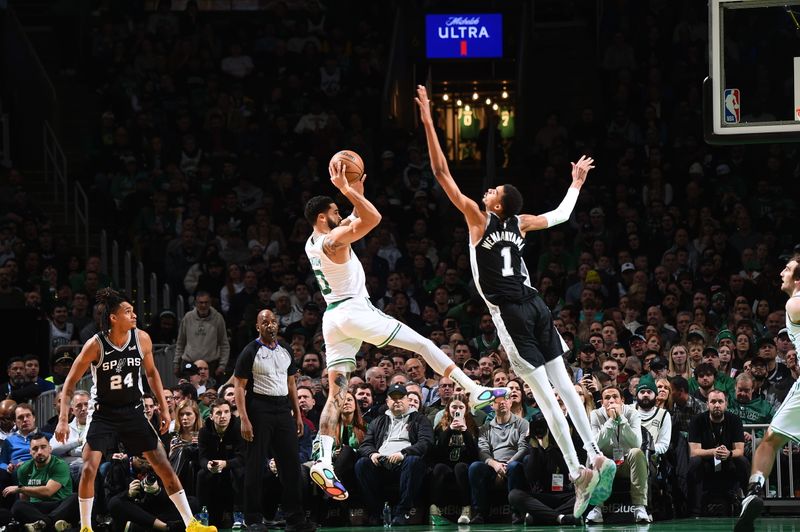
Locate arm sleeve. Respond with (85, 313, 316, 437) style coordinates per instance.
(654, 411, 672, 455)
(477, 425, 492, 462)
(619, 408, 643, 450)
(233, 344, 255, 381)
(358, 420, 379, 458)
(542, 187, 579, 228)
(509, 419, 530, 463)
(175, 319, 187, 363)
(0, 439, 10, 470)
(403, 414, 433, 457)
(197, 427, 211, 471)
(217, 316, 230, 368)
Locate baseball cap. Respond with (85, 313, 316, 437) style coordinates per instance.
(589, 207, 605, 217)
(757, 336, 776, 349)
(620, 262, 635, 273)
(750, 357, 768, 368)
(687, 330, 706, 343)
(303, 302, 321, 313)
(579, 343, 597, 354)
(54, 353, 75, 365)
(688, 162, 704, 175)
(629, 334, 646, 344)
(715, 329, 735, 344)
(649, 356, 667, 371)
(387, 383, 407, 398)
(702, 346, 719, 358)
(778, 328, 790, 338)
(463, 358, 479, 369)
(181, 362, 199, 376)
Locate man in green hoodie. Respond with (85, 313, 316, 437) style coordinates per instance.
(729, 373, 774, 445)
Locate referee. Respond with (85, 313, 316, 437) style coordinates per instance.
(233, 309, 316, 532)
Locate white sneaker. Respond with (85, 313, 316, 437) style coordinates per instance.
(457, 506, 471, 525)
(633, 505, 652, 523)
(586, 506, 603, 524)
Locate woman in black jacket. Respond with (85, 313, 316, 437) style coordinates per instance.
(428, 395, 479, 525)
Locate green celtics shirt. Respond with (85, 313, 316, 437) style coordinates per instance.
(730, 397, 775, 426)
(16, 455, 73, 502)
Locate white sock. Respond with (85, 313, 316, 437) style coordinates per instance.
(317, 434, 335, 464)
(749, 472, 765, 488)
(516, 363, 581, 478)
(388, 325, 483, 396)
(169, 489, 195, 526)
(544, 356, 601, 462)
(79, 497, 93, 530)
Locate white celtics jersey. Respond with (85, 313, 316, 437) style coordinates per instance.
(305, 233, 369, 305)
(787, 294, 800, 352)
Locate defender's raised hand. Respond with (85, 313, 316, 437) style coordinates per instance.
(415, 85, 433, 125)
(570, 155, 595, 187)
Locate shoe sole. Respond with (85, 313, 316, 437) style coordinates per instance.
(470, 387, 510, 413)
(588, 459, 617, 506)
(734, 495, 763, 532)
(310, 463, 349, 500)
(573, 470, 600, 518)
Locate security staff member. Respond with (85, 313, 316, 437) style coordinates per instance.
(233, 310, 316, 532)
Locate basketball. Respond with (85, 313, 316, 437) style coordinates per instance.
(330, 150, 364, 183)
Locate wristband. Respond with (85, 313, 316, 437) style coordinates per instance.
(347, 213, 358, 223)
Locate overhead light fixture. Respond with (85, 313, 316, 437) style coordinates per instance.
(492, 103, 499, 111)
(464, 104, 471, 111)
(485, 98, 492, 105)
(502, 90, 509, 99)
(456, 99, 463, 107)
(472, 92, 479, 100)
(442, 93, 450, 101)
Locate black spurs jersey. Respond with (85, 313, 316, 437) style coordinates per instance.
(469, 213, 537, 305)
(91, 329, 145, 408)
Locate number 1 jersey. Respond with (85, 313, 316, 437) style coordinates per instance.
(469, 213, 537, 305)
(91, 329, 145, 408)
(305, 233, 369, 306)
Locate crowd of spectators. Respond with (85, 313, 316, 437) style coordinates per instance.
(1, 0, 800, 528)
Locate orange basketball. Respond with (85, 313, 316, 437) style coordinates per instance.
(330, 150, 364, 183)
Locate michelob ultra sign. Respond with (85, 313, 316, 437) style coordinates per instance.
(426, 14, 503, 59)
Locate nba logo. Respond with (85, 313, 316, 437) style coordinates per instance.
(724, 88, 740, 124)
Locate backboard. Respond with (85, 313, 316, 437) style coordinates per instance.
(705, 0, 800, 144)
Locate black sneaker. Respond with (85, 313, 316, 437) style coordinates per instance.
(469, 513, 485, 525)
(285, 520, 318, 532)
(390, 514, 410, 526)
(734, 493, 763, 532)
(559, 515, 580, 526)
(511, 512, 524, 525)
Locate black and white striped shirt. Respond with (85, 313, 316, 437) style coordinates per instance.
(234, 339, 297, 397)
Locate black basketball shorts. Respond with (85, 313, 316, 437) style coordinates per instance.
(86, 402, 161, 456)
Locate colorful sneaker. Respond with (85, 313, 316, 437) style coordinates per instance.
(573, 467, 600, 518)
(185, 518, 217, 532)
(588, 456, 617, 506)
(310, 461, 348, 501)
(469, 386, 510, 412)
(232, 512, 245, 530)
(429, 504, 449, 526)
(54, 522, 72, 532)
(79, 527, 94, 532)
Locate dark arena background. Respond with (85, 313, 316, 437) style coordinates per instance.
(1, 0, 800, 531)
